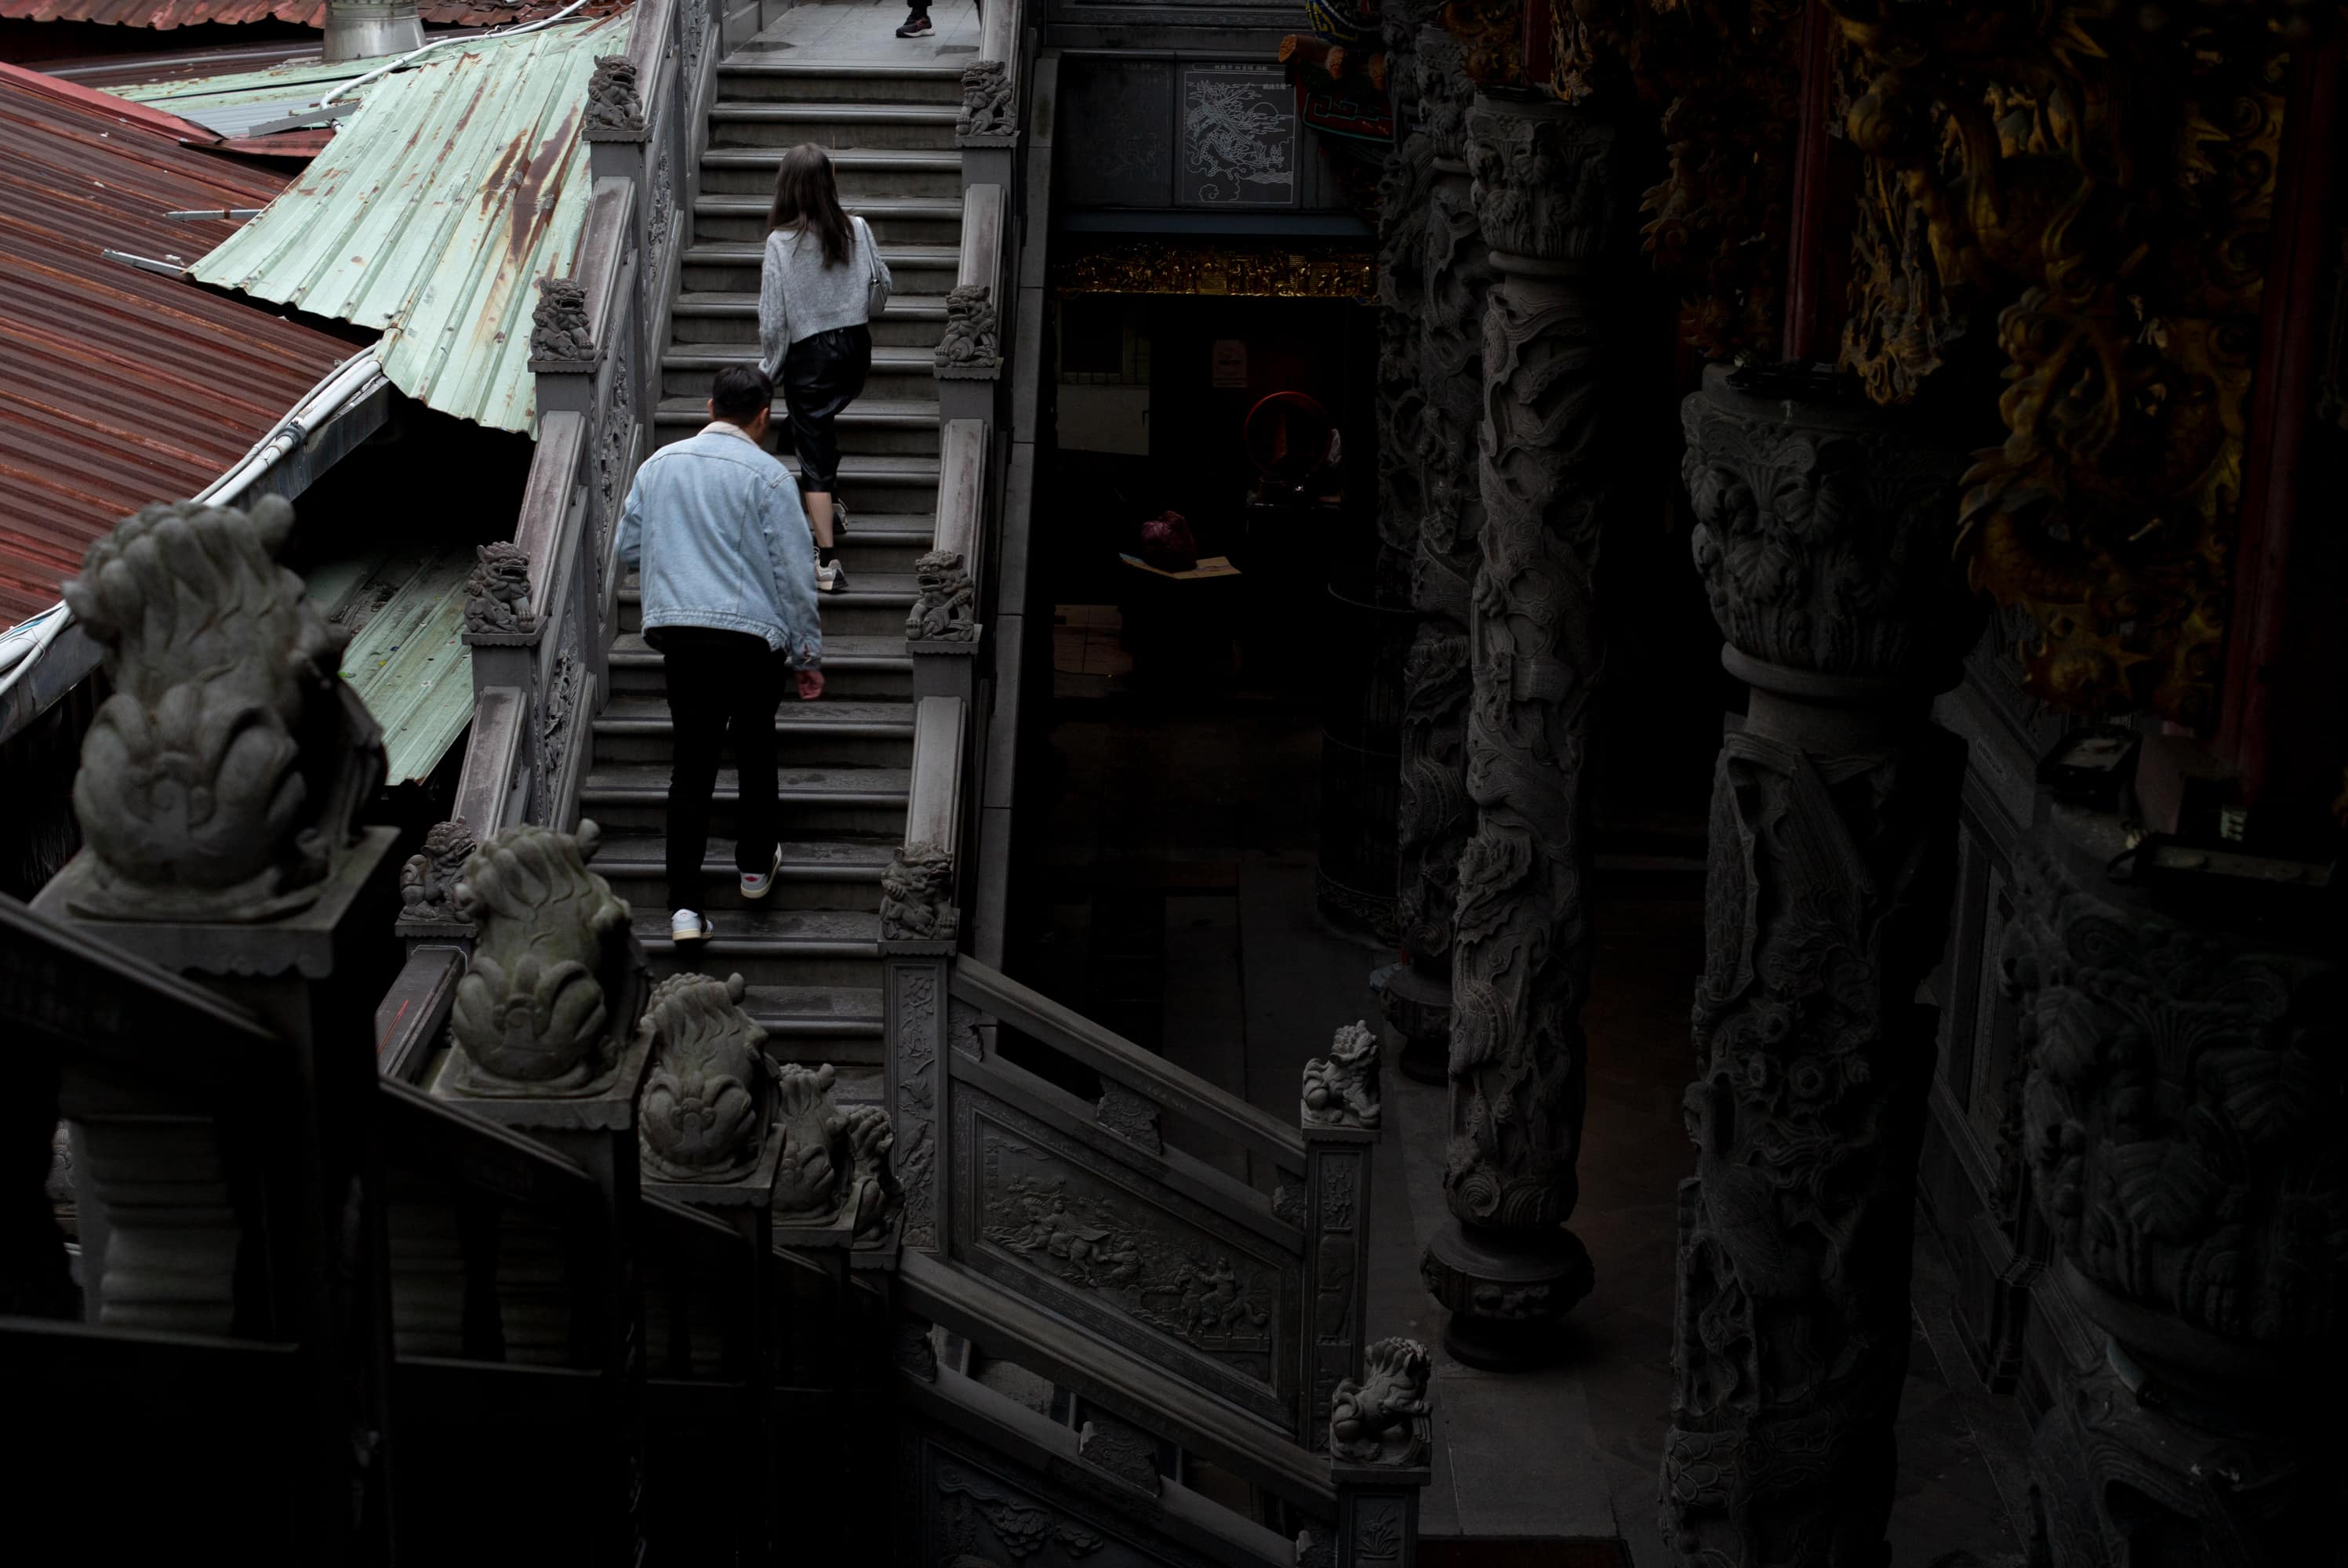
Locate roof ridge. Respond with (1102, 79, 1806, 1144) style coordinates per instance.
(0, 59, 223, 146)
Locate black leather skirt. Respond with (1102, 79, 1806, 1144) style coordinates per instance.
(779, 324, 872, 492)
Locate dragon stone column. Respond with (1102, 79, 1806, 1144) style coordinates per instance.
(1417, 93, 1616, 1370)
(1659, 364, 1975, 1560)
(1387, 28, 1497, 1085)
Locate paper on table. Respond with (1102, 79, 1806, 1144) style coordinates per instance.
(1118, 554, 1242, 581)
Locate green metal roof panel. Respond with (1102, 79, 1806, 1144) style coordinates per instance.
(333, 549, 475, 786)
(112, 56, 375, 118)
(191, 12, 628, 434)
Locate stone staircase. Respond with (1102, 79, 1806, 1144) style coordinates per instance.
(583, 58, 969, 1103)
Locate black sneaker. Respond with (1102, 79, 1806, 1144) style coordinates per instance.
(896, 13, 932, 35)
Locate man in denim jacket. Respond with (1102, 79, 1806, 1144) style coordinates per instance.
(618, 366, 823, 946)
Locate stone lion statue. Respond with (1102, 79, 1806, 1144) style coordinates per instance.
(904, 550, 976, 641)
(772, 1062, 850, 1222)
(637, 971, 769, 1181)
(840, 1103, 903, 1240)
(400, 818, 478, 924)
(881, 840, 960, 942)
(62, 495, 382, 921)
(449, 819, 633, 1092)
(1329, 1337, 1432, 1465)
(1301, 1019, 1381, 1129)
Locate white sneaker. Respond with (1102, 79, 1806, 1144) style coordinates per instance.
(740, 845, 783, 902)
(816, 561, 849, 594)
(671, 909, 713, 945)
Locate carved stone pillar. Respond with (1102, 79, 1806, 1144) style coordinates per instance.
(1418, 93, 1616, 1370)
(1659, 363, 1976, 1559)
(2005, 810, 2343, 1566)
(1388, 28, 1496, 1085)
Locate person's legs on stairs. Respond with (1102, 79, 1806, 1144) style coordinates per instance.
(661, 632, 735, 923)
(728, 644, 787, 893)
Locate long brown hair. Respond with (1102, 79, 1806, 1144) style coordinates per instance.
(765, 144, 854, 268)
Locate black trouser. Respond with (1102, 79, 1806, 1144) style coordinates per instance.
(780, 324, 871, 493)
(658, 627, 786, 913)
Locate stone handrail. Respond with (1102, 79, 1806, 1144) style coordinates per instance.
(954, 960, 1307, 1171)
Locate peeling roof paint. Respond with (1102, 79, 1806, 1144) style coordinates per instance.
(191, 11, 627, 434)
(0, 59, 352, 627)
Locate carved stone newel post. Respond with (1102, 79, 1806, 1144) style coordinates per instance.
(1659, 363, 1975, 1561)
(1326, 1337, 1434, 1566)
(34, 496, 401, 1548)
(1387, 28, 1496, 1084)
(1419, 93, 1616, 1369)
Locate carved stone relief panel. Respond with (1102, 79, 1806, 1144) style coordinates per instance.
(1176, 66, 1298, 209)
(891, 960, 941, 1252)
(917, 1427, 1230, 1568)
(953, 1086, 1295, 1424)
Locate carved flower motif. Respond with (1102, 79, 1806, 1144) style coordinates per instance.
(1788, 1057, 1831, 1102)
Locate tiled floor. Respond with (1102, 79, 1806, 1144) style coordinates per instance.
(744, 0, 982, 63)
(1012, 689, 2026, 1564)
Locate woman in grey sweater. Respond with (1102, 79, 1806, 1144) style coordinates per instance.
(758, 144, 892, 592)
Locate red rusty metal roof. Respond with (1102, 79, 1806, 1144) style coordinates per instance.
(0, 60, 357, 626)
(0, 0, 622, 29)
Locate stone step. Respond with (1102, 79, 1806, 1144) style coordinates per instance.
(714, 60, 967, 106)
(632, 905, 886, 991)
(592, 829, 896, 910)
(609, 631, 915, 702)
(671, 290, 947, 351)
(621, 502, 936, 575)
(591, 692, 918, 765)
(682, 241, 960, 297)
(707, 101, 961, 151)
(696, 193, 961, 247)
(621, 577, 917, 640)
(649, 387, 943, 456)
(700, 146, 963, 201)
(583, 756, 911, 837)
(663, 343, 940, 408)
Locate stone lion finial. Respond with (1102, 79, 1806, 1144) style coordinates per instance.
(636, 971, 769, 1181)
(61, 495, 381, 921)
(881, 840, 960, 942)
(772, 1062, 850, 1222)
(449, 819, 633, 1093)
(583, 55, 645, 136)
(956, 58, 1015, 139)
(934, 285, 999, 370)
(839, 1103, 903, 1240)
(1329, 1337, 1432, 1465)
(529, 275, 594, 362)
(1302, 1019, 1381, 1129)
(399, 818, 478, 926)
(464, 542, 534, 636)
(904, 550, 976, 642)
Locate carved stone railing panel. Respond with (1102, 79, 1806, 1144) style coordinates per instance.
(903, 1395, 1290, 1568)
(950, 1077, 1299, 1427)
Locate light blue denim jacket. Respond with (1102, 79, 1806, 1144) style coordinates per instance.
(617, 424, 821, 668)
